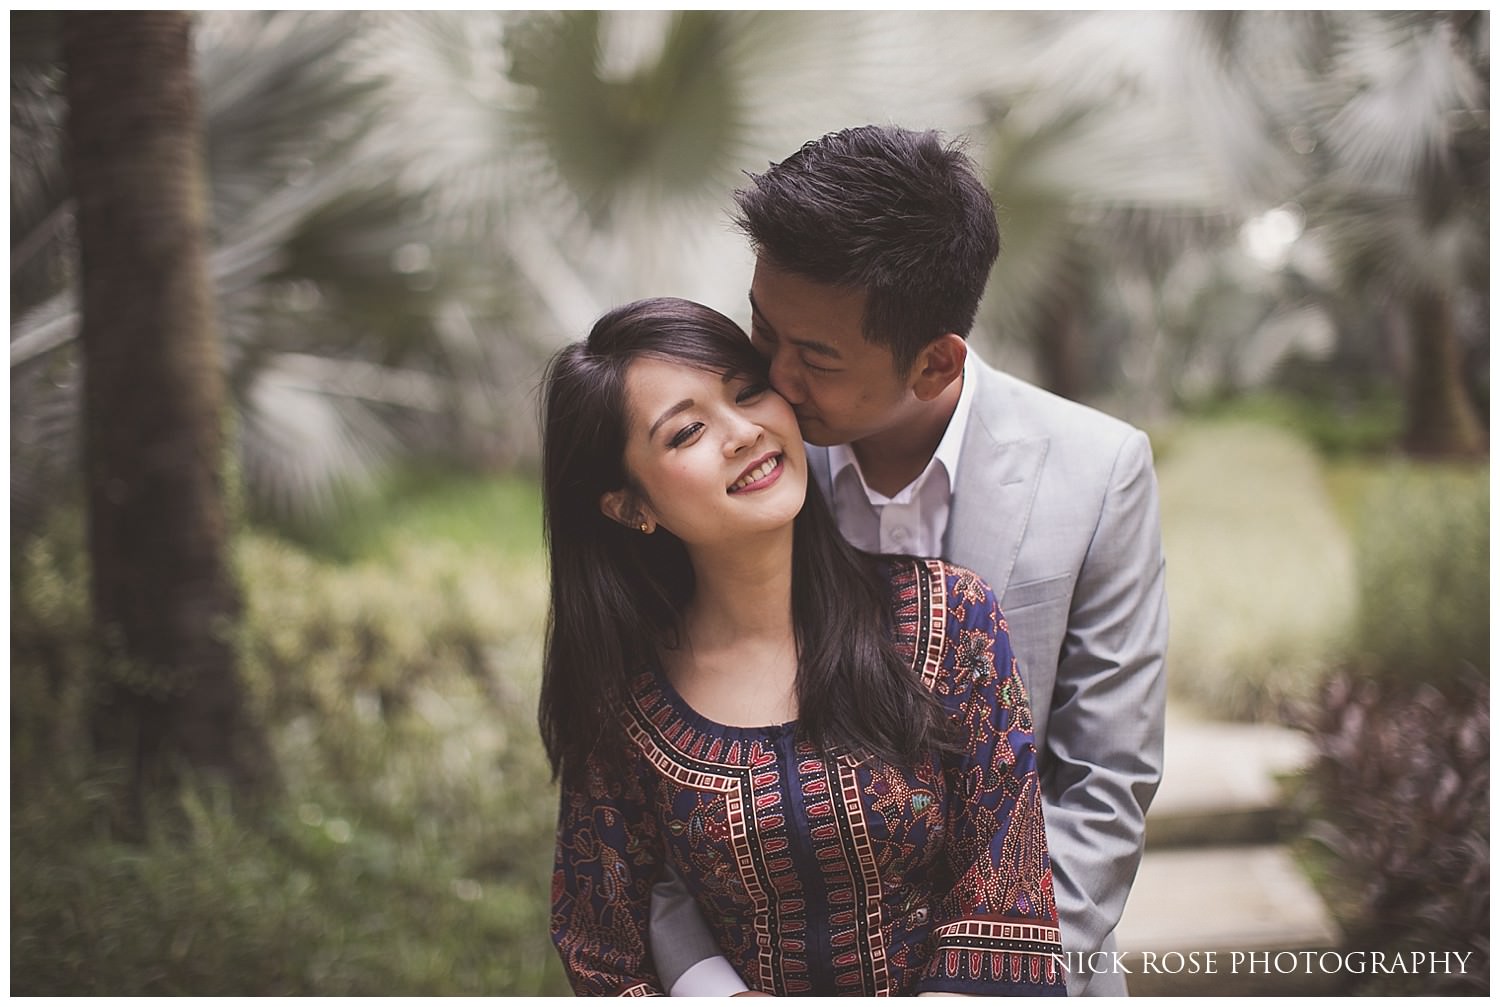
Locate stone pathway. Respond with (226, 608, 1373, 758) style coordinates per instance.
(1112, 704, 1343, 995)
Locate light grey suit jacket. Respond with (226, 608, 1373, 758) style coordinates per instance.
(826, 354, 1169, 994)
(651, 354, 1168, 995)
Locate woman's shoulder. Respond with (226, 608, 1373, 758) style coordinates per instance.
(879, 557, 1000, 615)
(879, 558, 1006, 696)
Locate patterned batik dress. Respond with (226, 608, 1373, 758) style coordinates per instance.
(551, 559, 1066, 996)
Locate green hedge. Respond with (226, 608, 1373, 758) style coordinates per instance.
(11, 507, 568, 995)
(1349, 465, 1488, 685)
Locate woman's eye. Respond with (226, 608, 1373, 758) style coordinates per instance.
(667, 422, 704, 448)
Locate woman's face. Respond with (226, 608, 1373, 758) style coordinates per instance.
(609, 356, 807, 548)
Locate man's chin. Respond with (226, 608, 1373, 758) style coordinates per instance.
(796, 423, 846, 448)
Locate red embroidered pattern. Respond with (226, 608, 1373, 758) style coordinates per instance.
(618, 981, 659, 997)
(934, 917, 1064, 986)
(625, 684, 792, 991)
(889, 559, 949, 689)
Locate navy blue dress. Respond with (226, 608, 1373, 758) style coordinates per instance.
(551, 559, 1066, 996)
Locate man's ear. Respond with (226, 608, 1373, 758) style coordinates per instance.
(909, 333, 968, 402)
(600, 489, 656, 534)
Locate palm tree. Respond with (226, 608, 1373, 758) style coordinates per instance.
(958, 10, 1487, 458)
(16, 11, 897, 536)
(22, 10, 1478, 547)
(62, 11, 273, 811)
(1300, 12, 1487, 457)
(13, 12, 522, 539)
(962, 12, 1303, 408)
(1146, 10, 1487, 454)
(19, 10, 1289, 533)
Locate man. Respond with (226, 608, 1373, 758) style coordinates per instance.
(652, 125, 1168, 996)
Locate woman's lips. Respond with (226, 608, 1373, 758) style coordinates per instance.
(728, 453, 783, 493)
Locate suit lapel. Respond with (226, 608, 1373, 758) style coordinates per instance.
(943, 361, 1048, 601)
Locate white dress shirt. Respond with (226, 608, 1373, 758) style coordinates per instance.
(825, 353, 976, 556)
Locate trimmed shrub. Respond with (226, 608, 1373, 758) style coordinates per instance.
(11, 504, 567, 995)
(1293, 462, 1489, 993)
(1190, 385, 1405, 458)
(1349, 465, 1488, 686)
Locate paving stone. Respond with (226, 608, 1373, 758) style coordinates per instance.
(1146, 704, 1316, 848)
(1103, 705, 1344, 994)
(1115, 845, 1343, 995)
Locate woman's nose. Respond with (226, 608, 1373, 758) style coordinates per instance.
(722, 410, 761, 456)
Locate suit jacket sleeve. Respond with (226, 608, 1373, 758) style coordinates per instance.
(1042, 428, 1168, 975)
(648, 867, 743, 993)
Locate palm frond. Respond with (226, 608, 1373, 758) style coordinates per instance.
(238, 359, 399, 524)
(1324, 15, 1486, 196)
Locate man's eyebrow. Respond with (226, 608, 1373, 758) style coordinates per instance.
(748, 292, 842, 361)
(648, 399, 694, 441)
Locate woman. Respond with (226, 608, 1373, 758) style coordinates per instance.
(540, 297, 1064, 996)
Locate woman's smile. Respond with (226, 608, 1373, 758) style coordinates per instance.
(729, 453, 783, 494)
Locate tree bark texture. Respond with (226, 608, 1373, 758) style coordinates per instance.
(1402, 288, 1486, 458)
(1033, 264, 1088, 403)
(63, 12, 273, 806)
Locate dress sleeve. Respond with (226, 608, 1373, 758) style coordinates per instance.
(551, 748, 667, 996)
(916, 566, 1067, 996)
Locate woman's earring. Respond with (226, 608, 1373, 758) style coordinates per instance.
(638, 521, 650, 534)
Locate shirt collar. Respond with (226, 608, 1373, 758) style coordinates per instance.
(826, 351, 976, 501)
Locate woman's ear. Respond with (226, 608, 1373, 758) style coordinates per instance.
(600, 489, 656, 534)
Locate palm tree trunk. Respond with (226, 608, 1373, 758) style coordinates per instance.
(1035, 279, 1088, 402)
(63, 12, 274, 820)
(1402, 287, 1485, 458)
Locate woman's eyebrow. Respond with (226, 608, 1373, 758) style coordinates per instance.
(648, 399, 694, 440)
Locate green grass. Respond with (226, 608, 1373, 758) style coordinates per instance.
(271, 465, 545, 563)
(1320, 457, 1391, 534)
(1157, 418, 1358, 720)
(1158, 413, 1489, 719)
(1184, 386, 1404, 459)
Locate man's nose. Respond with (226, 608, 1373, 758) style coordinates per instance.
(768, 347, 805, 404)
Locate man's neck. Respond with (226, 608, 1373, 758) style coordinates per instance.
(849, 377, 962, 498)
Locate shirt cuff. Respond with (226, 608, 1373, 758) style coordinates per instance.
(669, 956, 749, 996)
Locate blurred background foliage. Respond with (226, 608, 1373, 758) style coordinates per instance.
(9, 10, 1488, 995)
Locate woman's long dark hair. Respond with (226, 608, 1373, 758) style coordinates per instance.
(538, 297, 950, 783)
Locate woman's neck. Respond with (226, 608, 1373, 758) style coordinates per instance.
(668, 527, 799, 726)
(683, 526, 795, 646)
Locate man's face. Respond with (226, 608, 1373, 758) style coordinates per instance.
(747, 259, 917, 448)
